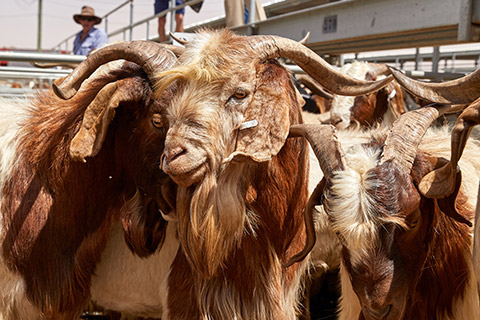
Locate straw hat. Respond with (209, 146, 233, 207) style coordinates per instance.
(73, 6, 102, 25)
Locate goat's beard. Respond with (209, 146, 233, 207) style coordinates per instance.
(176, 164, 248, 279)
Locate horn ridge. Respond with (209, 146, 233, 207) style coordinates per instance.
(249, 35, 393, 96)
(389, 66, 480, 105)
(379, 104, 451, 173)
(54, 41, 179, 100)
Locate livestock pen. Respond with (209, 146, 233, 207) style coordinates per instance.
(2, 1, 480, 320)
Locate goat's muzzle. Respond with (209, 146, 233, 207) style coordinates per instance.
(162, 143, 207, 187)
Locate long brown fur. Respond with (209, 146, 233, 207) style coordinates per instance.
(160, 30, 310, 319)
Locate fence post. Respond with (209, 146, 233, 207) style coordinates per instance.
(170, 0, 175, 38)
(129, 0, 134, 41)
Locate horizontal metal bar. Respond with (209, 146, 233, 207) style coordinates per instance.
(103, 0, 132, 18)
(0, 87, 38, 95)
(0, 71, 63, 80)
(348, 50, 480, 63)
(0, 66, 71, 74)
(0, 52, 85, 64)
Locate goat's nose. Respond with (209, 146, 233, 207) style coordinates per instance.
(365, 304, 392, 319)
(163, 145, 186, 164)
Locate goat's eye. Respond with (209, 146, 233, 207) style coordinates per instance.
(232, 88, 248, 100)
(151, 114, 164, 129)
(408, 219, 418, 229)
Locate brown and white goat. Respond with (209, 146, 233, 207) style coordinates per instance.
(388, 67, 480, 300)
(150, 29, 392, 320)
(291, 105, 480, 320)
(0, 42, 180, 319)
(328, 61, 406, 129)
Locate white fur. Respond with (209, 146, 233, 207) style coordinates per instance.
(91, 221, 180, 319)
(306, 128, 373, 276)
(325, 142, 382, 266)
(474, 184, 480, 298)
(440, 250, 480, 319)
(0, 98, 41, 319)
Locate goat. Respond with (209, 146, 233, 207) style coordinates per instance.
(290, 104, 480, 319)
(0, 41, 180, 319)
(389, 66, 480, 297)
(326, 61, 406, 129)
(149, 28, 392, 319)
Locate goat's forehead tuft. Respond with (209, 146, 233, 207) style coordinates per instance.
(340, 61, 372, 80)
(154, 31, 255, 96)
(325, 145, 406, 251)
(180, 30, 253, 78)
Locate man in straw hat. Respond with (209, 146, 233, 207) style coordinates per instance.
(73, 6, 108, 55)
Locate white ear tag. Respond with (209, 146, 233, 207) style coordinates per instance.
(388, 88, 396, 100)
(239, 119, 258, 130)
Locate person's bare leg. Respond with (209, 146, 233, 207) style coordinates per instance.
(158, 16, 167, 42)
(175, 13, 184, 32)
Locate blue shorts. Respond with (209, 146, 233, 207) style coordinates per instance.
(155, 0, 185, 15)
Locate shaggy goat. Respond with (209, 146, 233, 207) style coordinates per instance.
(0, 41, 180, 319)
(290, 104, 480, 320)
(150, 28, 392, 320)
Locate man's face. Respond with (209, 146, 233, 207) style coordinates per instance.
(79, 17, 95, 30)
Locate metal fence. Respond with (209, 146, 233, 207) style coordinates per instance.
(0, 51, 84, 97)
(51, 0, 204, 53)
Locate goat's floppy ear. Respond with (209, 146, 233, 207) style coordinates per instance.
(226, 63, 293, 163)
(70, 77, 145, 162)
(121, 190, 167, 257)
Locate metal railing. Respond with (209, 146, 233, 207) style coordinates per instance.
(0, 51, 85, 97)
(0, 51, 85, 64)
(52, 0, 204, 52)
(107, 0, 204, 42)
(52, 0, 133, 52)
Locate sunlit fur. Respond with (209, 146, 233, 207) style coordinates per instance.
(333, 126, 480, 319)
(155, 29, 254, 95)
(157, 29, 268, 278)
(166, 80, 251, 278)
(156, 29, 309, 319)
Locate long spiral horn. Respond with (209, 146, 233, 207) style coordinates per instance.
(54, 41, 181, 100)
(248, 35, 393, 96)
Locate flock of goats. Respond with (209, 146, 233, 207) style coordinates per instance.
(0, 28, 480, 320)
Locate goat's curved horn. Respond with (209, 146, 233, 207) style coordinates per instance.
(296, 74, 334, 100)
(379, 104, 451, 173)
(299, 32, 310, 45)
(54, 41, 181, 100)
(388, 66, 480, 104)
(368, 63, 391, 77)
(419, 98, 480, 198)
(289, 124, 347, 177)
(285, 124, 346, 266)
(250, 35, 393, 96)
(31, 61, 79, 69)
(169, 32, 188, 45)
